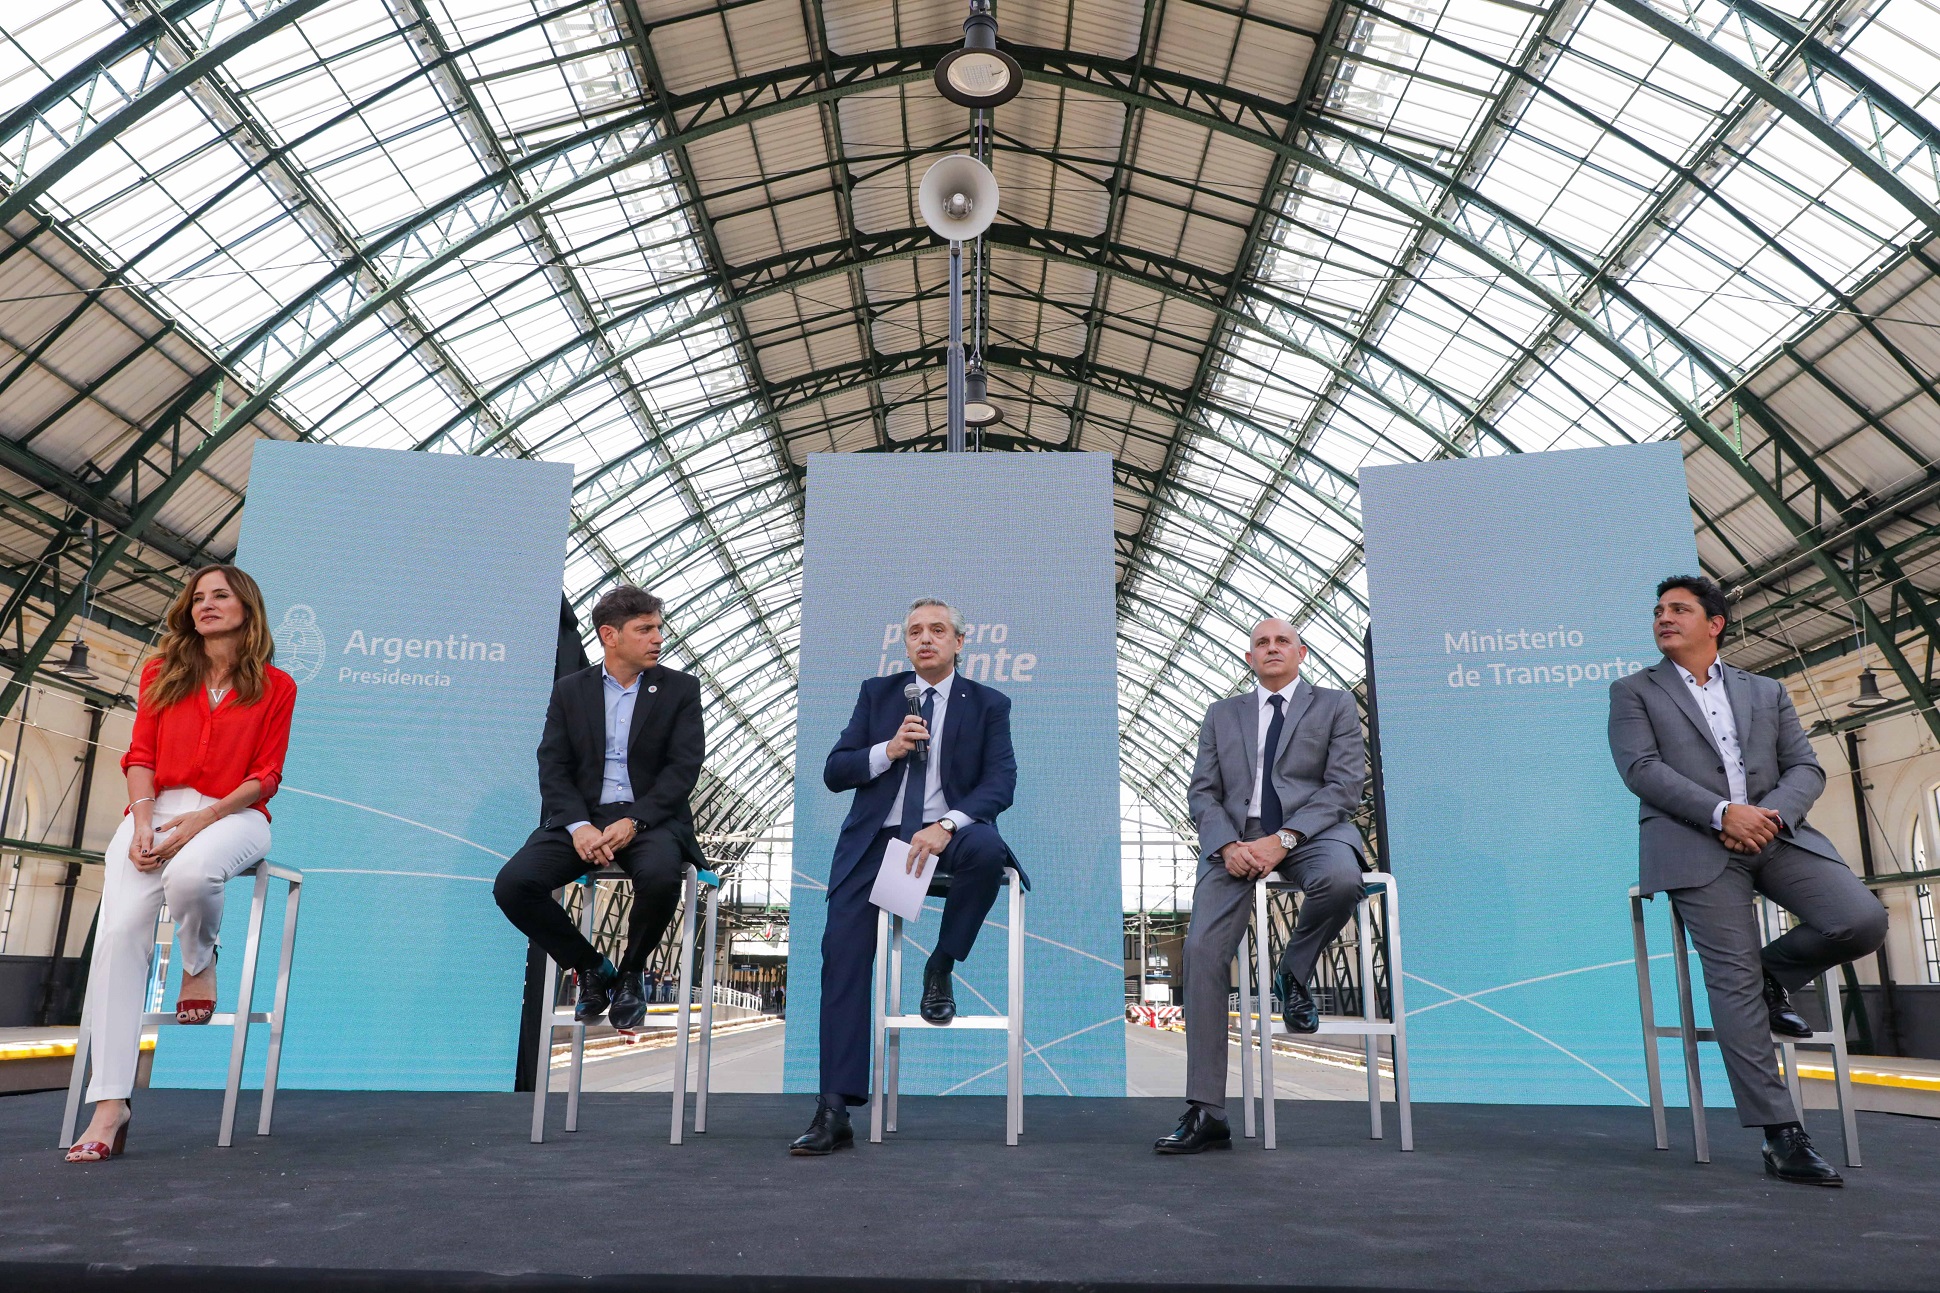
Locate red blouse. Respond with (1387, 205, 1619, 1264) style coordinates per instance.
(120, 659, 297, 820)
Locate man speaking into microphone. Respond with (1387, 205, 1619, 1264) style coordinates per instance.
(789, 596, 1023, 1155)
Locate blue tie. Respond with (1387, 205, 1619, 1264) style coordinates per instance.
(899, 686, 936, 842)
(1259, 693, 1286, 834)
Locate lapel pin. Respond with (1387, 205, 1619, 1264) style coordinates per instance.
(648, 685, 658, 693)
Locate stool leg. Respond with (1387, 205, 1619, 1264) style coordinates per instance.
(696, 885, 718, 1135)
(569, 881, 599, 1137)
(1358, 896, 1381, 1141)
(669, 868, 697, 1145)
(219, 865, 270, 1148)
(565, 1021, 586, 1133)
(888, 914, 903, 1134)
(1255, 880, 1277, 1152)
(1631, 892, 1668, 1151)
(1381, 878, 1412, 1151)
(1007, 878, 1023, 1145)
(1669, 905, 1709, 1164)
(1823, 970, 1861, 1167)
(1237, 928, 1256, 1141)
(1781, 1040, 1805, 1122)
(531, 952, 557, 1144)
(870, 905, 888, 1144)
(258, 876, 303, 1137)
(60, 987, 94, 1149)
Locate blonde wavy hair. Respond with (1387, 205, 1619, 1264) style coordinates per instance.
(141, 565, 276, 710)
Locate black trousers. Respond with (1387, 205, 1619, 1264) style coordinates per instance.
(493, 806, 685, 974)
(820, 822, 1009, 1102)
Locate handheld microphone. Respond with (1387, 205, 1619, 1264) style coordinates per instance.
(903, 681, 928, 759)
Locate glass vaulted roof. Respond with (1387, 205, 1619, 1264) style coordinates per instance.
(1, 0, 1937, 910)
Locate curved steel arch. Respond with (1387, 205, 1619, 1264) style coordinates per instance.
(391, 234, 1514, 530)
(563, 362, 1374, 639)
(561, 344, 1369, 542)
(6, 8, 1926, 799)
(1604, 0, 1940, 237)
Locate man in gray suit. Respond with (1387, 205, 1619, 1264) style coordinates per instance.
(1155, 617, 1366, 1154)
(1609, 575, 1887, 1186)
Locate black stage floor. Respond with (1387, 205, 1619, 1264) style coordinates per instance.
(1, 1090, 1935, 1292)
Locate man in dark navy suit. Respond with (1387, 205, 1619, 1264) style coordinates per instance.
(789, 596, 1022, 1155)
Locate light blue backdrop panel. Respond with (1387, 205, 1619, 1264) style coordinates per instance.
(1360, 442, 1730, 1107)
(151, 441, 572, 1091)
(784, 453, 1124, 1097)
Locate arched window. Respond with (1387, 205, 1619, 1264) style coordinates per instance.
(1906, 811, 1940, 984)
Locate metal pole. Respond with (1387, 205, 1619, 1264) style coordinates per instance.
(38, 698, 102, 1023)
(948, 240, 966, 453)
(0, 689, 32, 954)
(1846, 727, 1900, 1054)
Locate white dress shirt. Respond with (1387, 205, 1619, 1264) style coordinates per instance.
(1673, 658, 1746, 830)
(1246, 678, 1304, 820)
(868, 672, 973, 832)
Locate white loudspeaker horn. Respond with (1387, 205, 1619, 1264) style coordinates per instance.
(919, 154, 999, 242)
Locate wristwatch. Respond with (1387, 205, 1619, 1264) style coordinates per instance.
(1276, 829, 1302, 850)
(938, 818, 957, 834)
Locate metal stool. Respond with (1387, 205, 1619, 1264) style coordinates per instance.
(1628, 885, 1859, 1166)
(530, 864, 720, 1145)
(870, 866, 1025, 1145)
(1237, 871, 1412, 1151)
(60, 858, 303, 1150)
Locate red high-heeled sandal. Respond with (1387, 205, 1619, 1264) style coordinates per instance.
(176, 951, 216, 1024)
(65, 1105, 131, 1163)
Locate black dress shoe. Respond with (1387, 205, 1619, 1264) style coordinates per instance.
(1764, 972, 1813, 1038)
(1154, 1105, 1232, 1155)
(788, 1099, 854, 1156)
(1763, 1126, 1843, 1186)
(574, 960, 618, 1024)
(1277, 972, 1319, 1034)
(920, 963, 957, 1024)
(608, 971, 647, 1029)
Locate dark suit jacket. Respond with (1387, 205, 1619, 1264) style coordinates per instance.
(531, 662, 705, 869)
(822, 671, 1023, 894)
(1607, 655, 1840, 894)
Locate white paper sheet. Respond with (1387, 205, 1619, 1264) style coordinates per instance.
(868, 837, 936, 921)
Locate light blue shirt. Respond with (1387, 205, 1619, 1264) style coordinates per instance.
(566, 666, 639, 833)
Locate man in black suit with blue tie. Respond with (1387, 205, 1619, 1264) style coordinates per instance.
(789, 597, 1023, 1155)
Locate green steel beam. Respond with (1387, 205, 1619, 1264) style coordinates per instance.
(1606, 0, 1940, 236)
(0, 0, 335, 228)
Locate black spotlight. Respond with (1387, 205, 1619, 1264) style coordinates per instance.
(53, 638, 97, 682)
(934, 3, 1023, 110)
(1849, 668, 1889, 710)
(964, 363, 1005, 427)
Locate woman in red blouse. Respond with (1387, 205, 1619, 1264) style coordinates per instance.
(66, 564, 296, 1163)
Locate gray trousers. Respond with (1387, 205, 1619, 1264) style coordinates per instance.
(1667, 841, 1887, 1126)
(1182, 826, 1361, 1111)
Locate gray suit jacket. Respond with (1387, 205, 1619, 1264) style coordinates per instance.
(1607, 655, 1841, 894)
(1187, 679, 1367, 864)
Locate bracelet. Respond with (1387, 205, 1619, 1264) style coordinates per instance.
(130, 797, 155, 808)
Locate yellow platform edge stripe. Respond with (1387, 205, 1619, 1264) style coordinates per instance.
(0, 1036, 156, 1061)
(1791, 1062, 1940, 1092)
